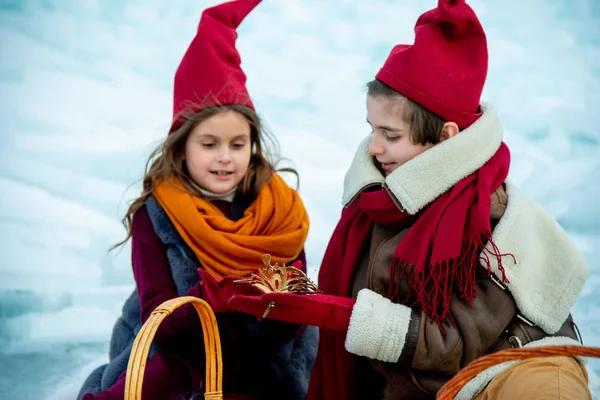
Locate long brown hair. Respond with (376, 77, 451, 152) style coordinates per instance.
(113, 103, 297, 249)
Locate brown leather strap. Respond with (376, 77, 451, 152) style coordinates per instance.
(399, 309, 422, 365)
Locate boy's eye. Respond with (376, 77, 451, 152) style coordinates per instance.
(386, 135, 400, 142)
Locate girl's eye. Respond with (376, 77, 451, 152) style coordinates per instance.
(202, 143, 215, 148)
(232, 142, 246, 149)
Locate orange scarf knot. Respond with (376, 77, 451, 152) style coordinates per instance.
(154, 173, 309, 280)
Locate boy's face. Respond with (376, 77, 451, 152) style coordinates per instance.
(366, 95, 434, 175)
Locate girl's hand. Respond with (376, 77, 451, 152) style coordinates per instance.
(197, 268, 260, 313)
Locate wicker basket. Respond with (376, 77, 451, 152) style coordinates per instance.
(124, 296, 223, 400)
(122, 294, 600, 399)
(436, 345, 600, 399)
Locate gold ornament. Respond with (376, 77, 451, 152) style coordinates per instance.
(235, 254, 322, 295)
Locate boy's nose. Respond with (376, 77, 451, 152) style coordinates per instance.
(368, 135, 385, 156)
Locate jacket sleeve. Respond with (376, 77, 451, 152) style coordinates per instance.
(345, 266, 517, 374)
(131, 206, 202, 345)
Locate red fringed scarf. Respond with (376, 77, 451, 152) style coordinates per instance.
(309, 143, 512, 400)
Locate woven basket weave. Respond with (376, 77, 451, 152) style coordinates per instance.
(124, 296, 223, 400)
(436, 345, 600, 399)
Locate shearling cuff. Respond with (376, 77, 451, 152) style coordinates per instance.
(344, 289, 412, 362)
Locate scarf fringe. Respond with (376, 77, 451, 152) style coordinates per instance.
(389, 232, 513, 333)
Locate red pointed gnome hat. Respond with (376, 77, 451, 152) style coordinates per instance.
(170, 0, 261, 132)
(376, 0, 488, 129)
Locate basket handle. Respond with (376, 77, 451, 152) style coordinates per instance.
(124, 296, 223, 400)
(436, 345, 600, 399)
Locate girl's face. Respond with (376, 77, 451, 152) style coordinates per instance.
(184, 110, 252, 194)
(366, 95, 434, 175)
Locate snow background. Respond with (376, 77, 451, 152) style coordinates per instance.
(0, 0, 599, 398)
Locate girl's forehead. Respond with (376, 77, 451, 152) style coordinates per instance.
(190, 112, 251, 138)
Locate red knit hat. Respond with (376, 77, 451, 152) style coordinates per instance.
(170, 0, 261, 132)
(375, 0, 488, 129)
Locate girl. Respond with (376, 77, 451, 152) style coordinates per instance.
(77, 1, 316, 399)
(229, 1, 591, 399)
